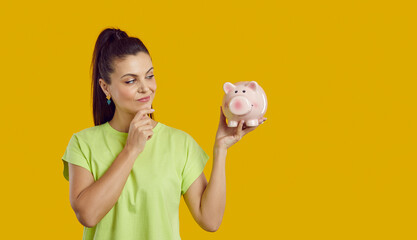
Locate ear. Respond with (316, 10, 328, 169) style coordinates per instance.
(247, 81, 258, 91)
(99, 78, 110, 95)
(223, 82, 236, 94)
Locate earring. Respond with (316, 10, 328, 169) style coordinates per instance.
(106, 95, 111, 105)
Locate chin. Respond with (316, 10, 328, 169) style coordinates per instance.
(135, 101, 153, 108)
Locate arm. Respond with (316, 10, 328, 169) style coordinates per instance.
(183, 146, 227, 232)
(183, 106, 266, 232)
(68, 148, 138, 228)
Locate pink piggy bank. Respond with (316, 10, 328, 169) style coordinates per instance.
(222, 81, 268, 127)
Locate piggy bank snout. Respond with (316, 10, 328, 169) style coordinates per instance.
(228, 96, 252, 115)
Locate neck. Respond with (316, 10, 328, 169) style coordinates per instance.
(109, 108, 157, 133)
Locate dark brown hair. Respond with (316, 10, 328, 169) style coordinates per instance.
(90, 27, 154, 126)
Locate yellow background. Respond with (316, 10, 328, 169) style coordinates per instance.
(0, 0, 416, 239)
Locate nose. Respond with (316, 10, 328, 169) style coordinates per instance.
(229, 96, 252, 115)
(137, 79, 150, 93)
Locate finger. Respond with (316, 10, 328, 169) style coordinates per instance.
(144, 130, 154, 140)
(136, 109, 153, 121)
(133, 108, 155, 122)
(258, 118, 265, 124)
(219, 106, 227, 126)
(241, 121, 260, 135)
(138, 124, 153, 132)
(147, 132, 154, 140)
(242, 126, 257, 136)
(132, 119, 151, 131)
(140, 110, 155, 120)
(137, 117, 153, 125)
(236, 120, 244, 137)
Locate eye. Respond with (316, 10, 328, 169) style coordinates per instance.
(243, 90, 246, 93)
(234, 90, 238, 93)
(125, 79, 135, 84)
(147, 75, 154, 79)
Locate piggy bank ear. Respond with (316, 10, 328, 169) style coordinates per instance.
(223, 82, 236, 94)
(247, 81, 258, 91)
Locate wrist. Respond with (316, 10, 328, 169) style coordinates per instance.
(123, 145, 141, 158)
(214, 140, 226, 150)
(213, 145, 227, 156)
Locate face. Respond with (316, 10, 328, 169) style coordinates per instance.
(99, 52, 156, 115)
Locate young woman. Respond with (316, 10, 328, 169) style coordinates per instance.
(61, 27, 266, 240)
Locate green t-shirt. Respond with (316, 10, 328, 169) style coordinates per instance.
(61, 121, 209, 240)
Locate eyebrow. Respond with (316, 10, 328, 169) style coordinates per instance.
(120, 67, 154, 79)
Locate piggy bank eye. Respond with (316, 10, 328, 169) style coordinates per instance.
(234, 90, 238, 93)
(243, 90, 246, 93)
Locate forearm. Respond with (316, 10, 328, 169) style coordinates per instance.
(200, 146, 227, 231)
(75, 148, 138, 227)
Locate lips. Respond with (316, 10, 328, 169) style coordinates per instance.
(137, 96, 150, 101)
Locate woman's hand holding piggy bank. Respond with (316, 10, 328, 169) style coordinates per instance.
(221, 81, 268, 127)
(214, 81, 267, 150)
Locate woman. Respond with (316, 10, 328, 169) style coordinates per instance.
(61, 27, 266, 240)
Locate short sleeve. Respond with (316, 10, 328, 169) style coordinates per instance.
(181, 134, 210, 195)
(61, 134, 92, 182)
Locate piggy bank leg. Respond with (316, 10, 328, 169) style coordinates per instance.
(245, 119, 259, 127)
(228, 120, 238, 127)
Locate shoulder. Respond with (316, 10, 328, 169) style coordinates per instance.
(72, 124, 105, 142)
(157, 123, 205, 157)
(157, 122, 193, 141)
